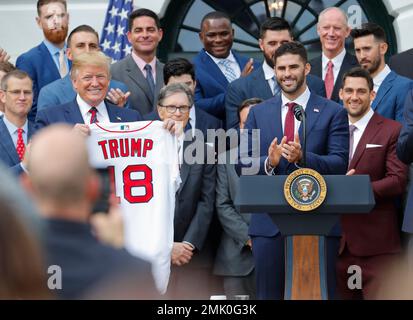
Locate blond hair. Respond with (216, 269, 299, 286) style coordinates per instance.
(70, 51, 112, 80)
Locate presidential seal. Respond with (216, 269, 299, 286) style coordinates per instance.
(284, 168, 327, 212)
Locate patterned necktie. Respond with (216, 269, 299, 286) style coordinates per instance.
(144, 64, 155, 99)
(325, 60, 334, 99)
(89, 107, 99, 124)
(284, 102, 296, 143)
(16, 128, 25, 161)
(219, 59, 237, 83)
(59, 49, 68, 78)
(348, 124, 357, 164)
(272, 76, 281, 96)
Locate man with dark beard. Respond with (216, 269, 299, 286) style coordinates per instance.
(16, 0, 70, 122)
(240, 42, 348, 299)
(352, 22, 413, 123)
(225, 17, 325, 129)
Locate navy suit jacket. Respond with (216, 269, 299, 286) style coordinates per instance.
(42, 219, 158, 299)
(35, 100, 142, 130)
(16, 42, 70, 122)
(242, 92, 349, 237)
(397, 89, 413, 233)
(371, 71, 413, 123)
(193, 49, 258, 121)
(309, 52, 359, 103)
(0, 117, 36, 169)
(37, 75, 131, 111)
(225, 66, 326, 129)
(389, 48, 413, 80)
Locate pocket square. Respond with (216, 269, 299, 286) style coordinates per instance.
(366, 144, 382, 148)
(313, 108, 320, 113)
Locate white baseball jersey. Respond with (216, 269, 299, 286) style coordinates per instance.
(87, 121, 181, 294)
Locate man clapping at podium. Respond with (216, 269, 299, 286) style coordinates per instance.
(241, 42, 349, 299)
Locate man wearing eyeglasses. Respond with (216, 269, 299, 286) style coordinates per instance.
(0, 70, 36, 170)
(146, 81, 218, 299)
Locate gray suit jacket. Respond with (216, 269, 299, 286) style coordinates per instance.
(213, 151, 254, 276)
(110, 54, 164, 115)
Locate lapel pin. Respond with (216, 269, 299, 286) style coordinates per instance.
(313, 108, 320, 113)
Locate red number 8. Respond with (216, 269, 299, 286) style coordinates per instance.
(108, 164, 154, 203)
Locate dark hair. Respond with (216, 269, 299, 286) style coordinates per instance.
(342, 67, 374, 91)
(200, 11, 231, 30)
(128, 8, 161, 31)
(239, 97, 263, 112)
(67, 25, 99, 48)
(1, 70, 32, 91)
(273, 41, 308, 65)
(260, 17, 293, 39)
(163, 58, 195, 85)
(0, 61, 16, 74)
(37, 0, 66, 16)
(350, 22, 386, 42)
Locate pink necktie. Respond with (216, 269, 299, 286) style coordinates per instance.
(325, 61, 334, 99)
(284, 102, 296, 143)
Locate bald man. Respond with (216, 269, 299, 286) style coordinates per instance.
(23, 124, 158, 299)
(309, 7, 358, 102)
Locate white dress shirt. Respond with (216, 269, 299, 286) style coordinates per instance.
(262, 61, 278, 95)
(76, 95, 110, 124)
(265, 86, 311, 174)
(349, 108, 374, 159)
(322, 48, 347, 84)
(189, 105, 196, 138)
(373, 64, 391, 94)
(205, 50, 241, 79)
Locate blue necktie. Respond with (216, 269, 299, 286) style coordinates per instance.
(219, 59, 237, 83)
(272, 76, 281, 96)
(144, 64, 155, 99)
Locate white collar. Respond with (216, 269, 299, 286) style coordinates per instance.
(281, 86, 311, 110)
(2, 115, 28, 134)
(373, 64, 391, 87)
(350, 108, 374, 131)
(262, 60, 275, 81)
(76, 95, 106, 118)
(322, 48, 346, 69)
(205, 50, 237, 64)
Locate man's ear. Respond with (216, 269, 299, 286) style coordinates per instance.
(36, 16, 42, 29)
(380, 42, 388, 56)
(304, 62, 311, 76)
(339, 88, 344, 101)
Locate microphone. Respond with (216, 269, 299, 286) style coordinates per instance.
(293, 104, 305, 121)
(293, 104, 306, 167)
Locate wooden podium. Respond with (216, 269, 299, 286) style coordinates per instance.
(235, 175, 375, 300)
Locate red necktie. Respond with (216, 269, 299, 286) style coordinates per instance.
(16, 128, 25, 161)
(325, 60, 334, 99)
(89, 107, 99, 124)
(284, 102, 296, 143)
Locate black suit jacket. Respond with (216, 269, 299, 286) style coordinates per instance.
(42, 218, 158, 299)
(310, 52, 359, 102)
(389, 49, 413, 80)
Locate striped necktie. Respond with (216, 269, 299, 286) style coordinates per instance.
(219, 59, 237, 83)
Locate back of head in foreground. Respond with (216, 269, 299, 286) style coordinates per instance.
(24, 124, 159, 299)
